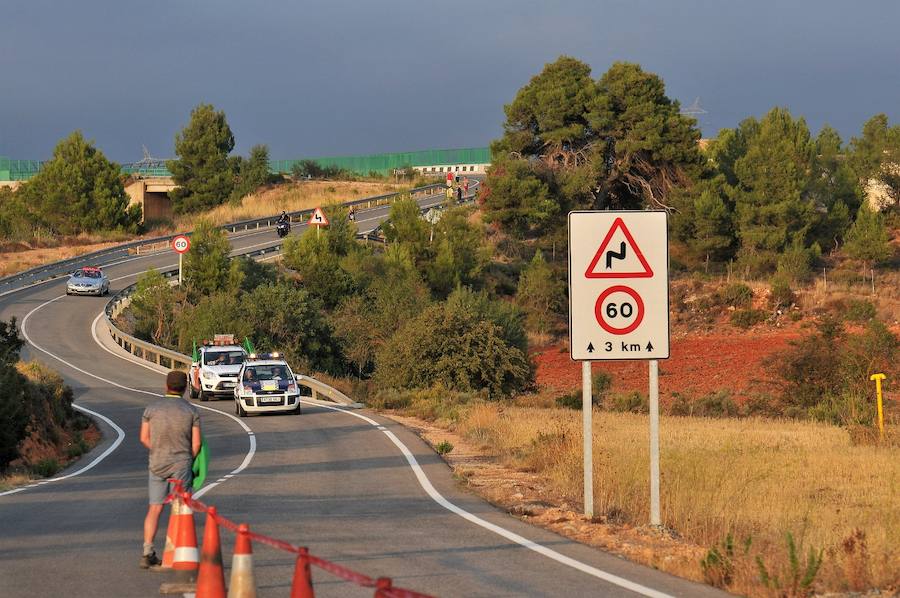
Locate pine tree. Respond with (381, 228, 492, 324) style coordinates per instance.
(844, 204, 892, 270)
(168, 104, 236, 213)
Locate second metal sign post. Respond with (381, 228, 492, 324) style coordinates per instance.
(568, 211, 670, 525)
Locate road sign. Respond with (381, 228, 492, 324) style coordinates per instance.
(308, 207, 329, 227)
(172, 235, 190, 254)
(568, 211, 669, 361)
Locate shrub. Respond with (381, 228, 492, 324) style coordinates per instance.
(375, 301, 533, 399)
(31, 458, 60, 477)
(605, 391, 648, 414)
(367, 385, 482, 422)
(769, 276, 795, 309)
(718, 283, 754, 308)
(844, 299, 876, 322)
(730, 309, 768, 329)
(434, 441, 454, 455)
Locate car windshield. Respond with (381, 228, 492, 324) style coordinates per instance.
(75, 270, 102, 278)
(203, 350, 246, 366)
(243, 365, 290, 382)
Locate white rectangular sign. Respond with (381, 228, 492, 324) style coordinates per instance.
(568, 211, 670, 361)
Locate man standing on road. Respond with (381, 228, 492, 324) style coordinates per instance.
(139, 370, 201, 569)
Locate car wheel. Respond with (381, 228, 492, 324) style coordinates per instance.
(189, 385, 199, 400)
(199, 389, 209, 402)
(236, 401, 247, 418)
(292, 405, 302, 415)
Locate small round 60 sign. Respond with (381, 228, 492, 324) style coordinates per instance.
(172, 235, 190, 254)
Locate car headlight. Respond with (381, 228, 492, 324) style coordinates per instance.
(241, 385, 253, 394)
(287, 383, 297, 393)
(202, 371, 215, 380)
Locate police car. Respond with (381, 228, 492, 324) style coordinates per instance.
(66, 266, 110, 296)
(189, 335, 248, 401)
(233, 353, 302, 417)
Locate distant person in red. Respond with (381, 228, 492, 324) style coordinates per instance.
(463, 177, 469, 194)
(139, 370, 201, 569)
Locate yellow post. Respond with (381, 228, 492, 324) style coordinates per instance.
(870, 373, 886, 441)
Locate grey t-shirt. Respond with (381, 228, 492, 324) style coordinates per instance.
(142, 394, 201, 478)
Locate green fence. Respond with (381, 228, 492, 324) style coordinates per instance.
(1, 147, 491, 181)
(0, 157, 43, 181)
(270, 147, 491, 176)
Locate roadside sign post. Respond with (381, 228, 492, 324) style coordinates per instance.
(171, 235, 191, 286)
(308, 207, 330, 238)
(568, 211, 669, 525)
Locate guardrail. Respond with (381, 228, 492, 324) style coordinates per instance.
(102, 244, 361, 406)
(0, 182, 445, 288)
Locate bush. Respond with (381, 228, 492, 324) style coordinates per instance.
(769, 276, 795, 309)
(30, 458, 60, 477)
(718, 283, 754, 308)
(670, 391, 741, 418)
(844, 299, 876, 322)
(434, 441, 454, 455)
(730, 309, 768, 329)
(605, 391, 648, 414)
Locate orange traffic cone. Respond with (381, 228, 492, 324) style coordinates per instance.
(228, 524, 257, 598)
(160, 494, 199, 594)
(196, 507, 226, 598)
(161, 497, 181, 569)
(289, 548, 314, 598)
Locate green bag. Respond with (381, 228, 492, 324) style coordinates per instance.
(192, 436, 209, 491)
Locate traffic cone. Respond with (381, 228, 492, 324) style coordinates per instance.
(161, 497, 181, 569)
(289, 548, 314, 598)
(160, 493, 199, 594)
(196, 507, 226, 598)
(228, 524, 257, 598)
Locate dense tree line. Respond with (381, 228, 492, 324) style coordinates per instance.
(483, 56, 897, 281)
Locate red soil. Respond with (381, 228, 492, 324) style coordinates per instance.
(533, 330, 801, 401)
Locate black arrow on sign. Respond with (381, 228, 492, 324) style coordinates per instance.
(587, 342, 595, 353)
(646, 341, 654, 352)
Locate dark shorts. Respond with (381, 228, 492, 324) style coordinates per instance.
(148, 469, 192, 505)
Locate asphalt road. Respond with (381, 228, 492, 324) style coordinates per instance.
(0, 197, 727, 597)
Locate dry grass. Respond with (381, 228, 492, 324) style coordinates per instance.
(0, 472, 33, 492)
(456, 405, 900, 594)
(166, 180, 408, 232)
(0, 240, 121, 277)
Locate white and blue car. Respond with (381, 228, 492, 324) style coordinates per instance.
(66, 267, 110, 296)
(233, 353, 302, 417)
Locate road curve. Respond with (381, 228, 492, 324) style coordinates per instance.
(0, 200, 726, 597)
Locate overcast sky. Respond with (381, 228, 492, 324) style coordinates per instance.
(2, 0, 899, 162)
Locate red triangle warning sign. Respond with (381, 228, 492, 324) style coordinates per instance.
(584, 217, 653, 278)
(308, 207, 330, 226)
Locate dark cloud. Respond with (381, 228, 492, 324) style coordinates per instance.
(2, 0, 898, 161)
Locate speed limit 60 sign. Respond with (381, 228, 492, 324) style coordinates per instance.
(172, 235, 190, 254)
(568, 211, 669, 360)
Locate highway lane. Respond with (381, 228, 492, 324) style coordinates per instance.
(0, 195, 725, 597)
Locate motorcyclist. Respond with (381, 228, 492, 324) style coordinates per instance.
(277, 211, 289, 224)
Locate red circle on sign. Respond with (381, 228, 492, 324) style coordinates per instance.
(594, 285, 645, 335)
(172, 235, 191, 254)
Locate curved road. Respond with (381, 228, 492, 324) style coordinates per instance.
(0, 201, 725, 597)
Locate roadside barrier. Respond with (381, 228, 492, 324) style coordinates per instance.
(165, 482, 434, 598)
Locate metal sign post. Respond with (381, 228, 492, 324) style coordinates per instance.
(568, 211, 670, 525)
(171, 235, 191, 286)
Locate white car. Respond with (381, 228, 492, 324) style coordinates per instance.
(189, 339, 248, 401)
(66, 267, 110, 296)
(233, 354, 302, 417)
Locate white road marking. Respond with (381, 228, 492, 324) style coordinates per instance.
(299, 399, 673, 598)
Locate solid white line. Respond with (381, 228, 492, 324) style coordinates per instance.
(88, 312, 256, 499)
(299, 399, 673, 598)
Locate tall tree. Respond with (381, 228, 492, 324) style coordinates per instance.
(18, 131, 140, 234)
(844, 203, 892, 270)
(730, 108, 818, 272)
(168, 104, 236, 213)
(182, 219, 241, 297)
(485, 57, 701, 238)
(230, 144, 275, 202)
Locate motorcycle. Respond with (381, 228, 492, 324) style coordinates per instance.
(276, 221, 291, 238)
